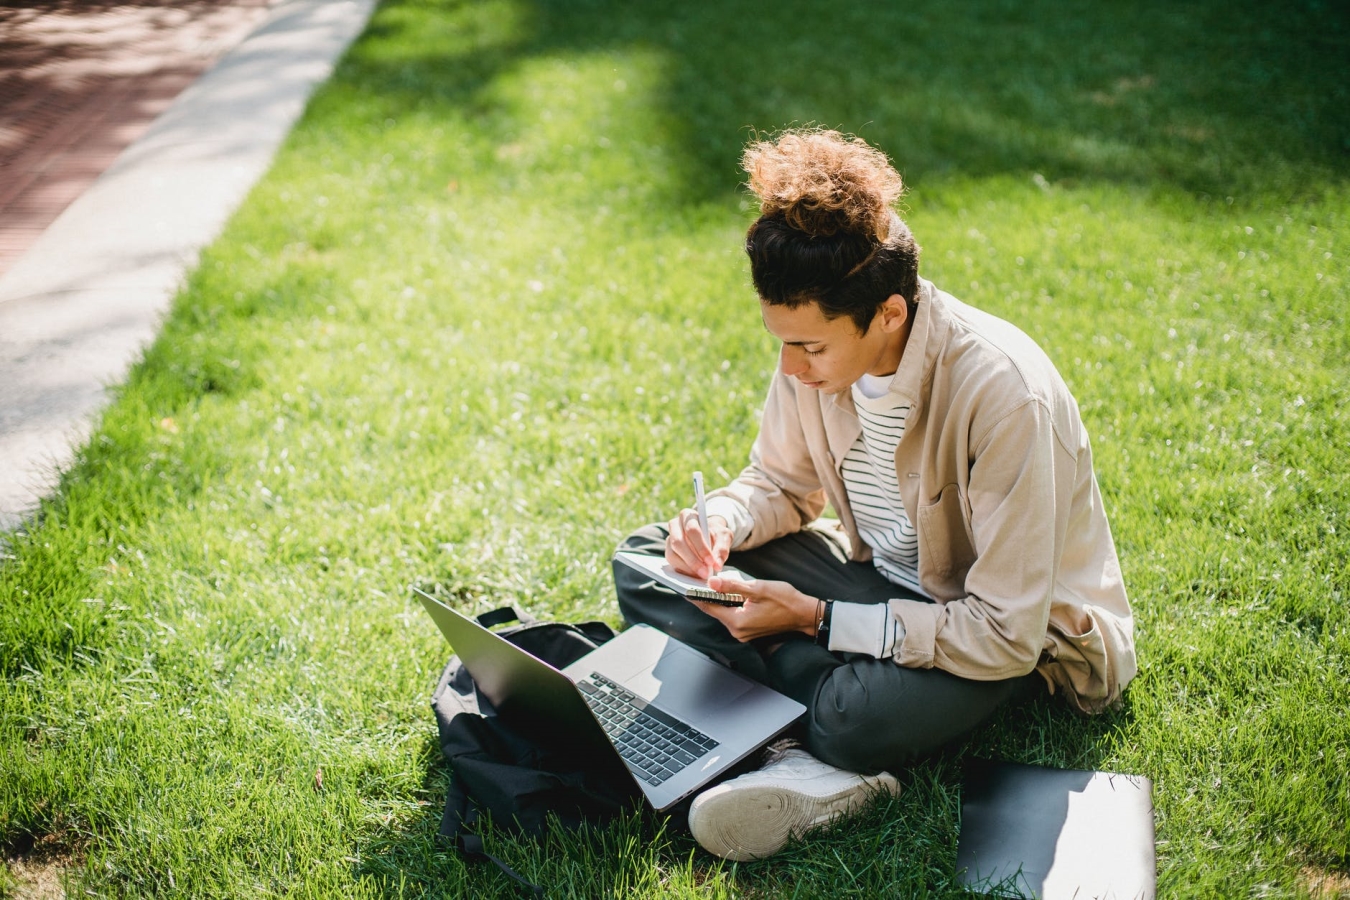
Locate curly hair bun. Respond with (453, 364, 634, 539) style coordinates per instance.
(743, 130, 904, 242)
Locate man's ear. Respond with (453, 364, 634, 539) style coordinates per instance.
(878, 294, 909, 333)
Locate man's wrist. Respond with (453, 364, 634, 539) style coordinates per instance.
(813, 599, 834, 647)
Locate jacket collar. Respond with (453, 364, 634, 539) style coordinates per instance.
(888, 278, 945, 408)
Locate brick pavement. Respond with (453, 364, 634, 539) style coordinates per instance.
(0, 0, 274, 276)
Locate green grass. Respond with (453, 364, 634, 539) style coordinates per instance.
(2, 0, 1347, 895)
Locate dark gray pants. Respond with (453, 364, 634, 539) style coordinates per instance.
(614, 524, 1041, 774)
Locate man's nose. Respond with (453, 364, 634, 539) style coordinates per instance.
(779, 345, 806, 377)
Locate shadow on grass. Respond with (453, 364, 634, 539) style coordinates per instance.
(352, 731, 701, 898)
(962, 683, 1139, 770)
(349, 738, 457, 895)
(340, 0, 1348, 205)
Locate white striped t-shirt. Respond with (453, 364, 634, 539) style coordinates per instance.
(843, 373, 927, 599)
(819, 373, 928, 660)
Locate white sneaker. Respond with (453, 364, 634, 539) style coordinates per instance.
(687, 741, 900, 861)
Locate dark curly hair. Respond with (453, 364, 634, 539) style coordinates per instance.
(743, 129, 921, 334)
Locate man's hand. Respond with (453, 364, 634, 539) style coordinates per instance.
(693, 574, 819, 643)
(665, 509, 733, 580)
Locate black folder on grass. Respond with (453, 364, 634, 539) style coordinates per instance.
(957, 759, 1156, 900)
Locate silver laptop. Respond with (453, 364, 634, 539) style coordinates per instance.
(414, 588, 805, 811)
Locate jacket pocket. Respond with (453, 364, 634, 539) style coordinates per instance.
(917, 484, 975, 582)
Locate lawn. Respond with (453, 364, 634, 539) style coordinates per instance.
(2, 0, 1347, 896)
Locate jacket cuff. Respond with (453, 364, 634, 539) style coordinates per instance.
(705, 496, 755, 547)
(889, 597, 941, 668)
(827, 601, 905, 658)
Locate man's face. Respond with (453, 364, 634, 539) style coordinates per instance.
(760, 298, 908, 394)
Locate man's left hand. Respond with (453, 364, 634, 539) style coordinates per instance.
(694, 574, 820, 643)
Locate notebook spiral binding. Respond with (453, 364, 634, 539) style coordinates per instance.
(685, 588, 745, 607)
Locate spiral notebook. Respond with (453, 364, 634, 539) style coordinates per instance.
(613, 551, 748, 607)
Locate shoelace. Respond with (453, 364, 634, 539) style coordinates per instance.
(761, 737, 805, 766)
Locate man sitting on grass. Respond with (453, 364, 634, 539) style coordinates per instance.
(614, 129, 1137, 861)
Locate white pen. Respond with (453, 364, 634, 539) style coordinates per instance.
(693, 470, 710, 538)
(693, 470, 720, 575)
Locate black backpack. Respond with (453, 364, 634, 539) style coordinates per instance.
(431, 605, 642, 893)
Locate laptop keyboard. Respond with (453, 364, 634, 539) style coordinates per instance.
(577, 673, 720, 786)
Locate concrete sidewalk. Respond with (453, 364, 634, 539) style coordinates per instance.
(0, 0, 376, 532)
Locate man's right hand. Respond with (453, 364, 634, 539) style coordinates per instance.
(665, 509, 732, 581)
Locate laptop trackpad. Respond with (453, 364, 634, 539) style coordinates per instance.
(626, 643, 752, 720)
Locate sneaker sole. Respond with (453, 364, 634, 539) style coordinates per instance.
(689, 772, 899, 861)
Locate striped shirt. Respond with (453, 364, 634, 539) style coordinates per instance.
(811, 373, 927, 660)
(844, 374, 927, 599)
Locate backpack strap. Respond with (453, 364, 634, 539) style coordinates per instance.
(437, 776, 471, 848)
(439, 789, 544, 898)
(475, 606, 537, 630)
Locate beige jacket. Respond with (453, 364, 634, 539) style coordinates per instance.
(710, 280, 1137, 712)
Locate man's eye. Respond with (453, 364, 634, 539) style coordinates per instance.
(804, 347, 825, 356)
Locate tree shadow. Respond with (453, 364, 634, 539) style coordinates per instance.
(337, 0, 1348, 210)
(0, 0, 271, 164)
